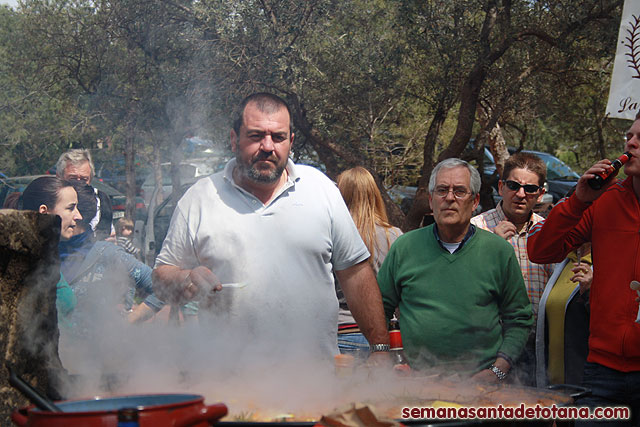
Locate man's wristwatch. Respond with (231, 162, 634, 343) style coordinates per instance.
(370, 344, 390, 353)
(489, 364, 508, 381)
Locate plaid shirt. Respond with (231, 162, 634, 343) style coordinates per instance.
(471, 202, 555, 318)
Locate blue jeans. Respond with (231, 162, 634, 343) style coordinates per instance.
(337, 333, 369, 360)
(575, 362, 640, 426)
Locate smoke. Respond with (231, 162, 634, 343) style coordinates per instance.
(57, 313, 399, 420)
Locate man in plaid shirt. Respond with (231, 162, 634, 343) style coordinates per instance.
(471, 151, 556, 385)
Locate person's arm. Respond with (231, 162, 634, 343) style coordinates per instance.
(471, 355, 512, 384)
(122, 238, 140, 256)
(335, 260, 389, 353)
(376, 245, 401, 320)
(152, 264, 221, 305)
(528, 161, 613, 264)
(472, 252, 532, 383)
(497, 251, 534, 368)
(116, 245, 165, 313)
(128, 303, 156, 323)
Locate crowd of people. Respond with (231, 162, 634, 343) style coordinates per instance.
(5, 93, 640, 425)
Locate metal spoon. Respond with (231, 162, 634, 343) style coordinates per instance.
(220, 282, 247, 289)
(6, 362, 62, 412)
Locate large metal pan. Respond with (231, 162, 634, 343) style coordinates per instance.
(12, 393, 228, 427)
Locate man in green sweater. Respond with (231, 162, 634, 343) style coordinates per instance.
(377, 158, 533, 383)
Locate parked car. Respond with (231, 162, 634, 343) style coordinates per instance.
(140, 160, 222, 207)
(136, 184, 191, 266)
(110, 195, 147, 221)
(135, 157, 230, 265)
(94, 158, 150, 195)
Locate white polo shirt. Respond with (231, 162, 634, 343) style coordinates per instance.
(156, 159, 369, 359)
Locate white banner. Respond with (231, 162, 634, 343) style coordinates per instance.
(606, 0, 640, 120)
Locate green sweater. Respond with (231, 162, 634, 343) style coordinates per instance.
(377, 225, 533, 374)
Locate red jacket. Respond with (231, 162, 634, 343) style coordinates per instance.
(528, 178, 640, 372)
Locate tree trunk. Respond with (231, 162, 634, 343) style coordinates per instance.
(289, 94, 406, 228)
(404, 103, 448, 230)
(124, 130, 136, 220)
(170, 133, 186, 207)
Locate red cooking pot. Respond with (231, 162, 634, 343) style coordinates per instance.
(11, 393, 228, 427)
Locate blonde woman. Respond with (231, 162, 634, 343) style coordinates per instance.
(336, 167, 403, 356)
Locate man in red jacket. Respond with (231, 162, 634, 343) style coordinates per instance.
(528, 113, 640, 425)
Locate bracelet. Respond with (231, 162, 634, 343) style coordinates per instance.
(369, 344, 390, 353)
(489, 364, 508, 381)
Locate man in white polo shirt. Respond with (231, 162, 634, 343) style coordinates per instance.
(153, 93, 389, 362)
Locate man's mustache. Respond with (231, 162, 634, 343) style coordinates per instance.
(252, 151, 277, 163)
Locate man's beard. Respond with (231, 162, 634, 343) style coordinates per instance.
(238, 152, 286, 184)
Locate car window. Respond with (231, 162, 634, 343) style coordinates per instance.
(535, 153, 580, 181)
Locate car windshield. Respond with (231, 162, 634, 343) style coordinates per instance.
(534, 152, 580, 181)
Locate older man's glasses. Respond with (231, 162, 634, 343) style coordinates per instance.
(433, 187, 472, 199)
(503, 180, 541, 194)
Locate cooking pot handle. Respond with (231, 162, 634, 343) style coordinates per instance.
(547, 384, 591, 399)
(175, 403, 228, 427)
(10, 408, 28, 427)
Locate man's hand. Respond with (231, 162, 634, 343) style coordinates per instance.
(471, 368, 501, 384)
(471, 356, 510, 384)
(366, 351, 392, 368)
(127, 303, 156, 323)
(575, 160, 617, 203)
(183, 266, 222, 303)
(494, 220, 517, 240)
(153, 264, 221, 305)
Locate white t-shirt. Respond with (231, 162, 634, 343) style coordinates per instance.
(156, 159, 369, 359)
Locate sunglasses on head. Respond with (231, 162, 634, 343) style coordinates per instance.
(503, 180, 541, 194)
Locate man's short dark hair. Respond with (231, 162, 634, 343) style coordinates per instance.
(503, 152, 547, 187)
(232, 93, 293, 135)
(635, 109, 640, 120)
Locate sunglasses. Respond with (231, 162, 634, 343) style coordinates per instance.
(503, 180, 541, 194)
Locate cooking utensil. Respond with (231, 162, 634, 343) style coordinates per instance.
(221, 282, 247, 289)
(546, 384, 590, 399)
(6, 363, 62, 413)
(11, 394, 228, 427)
(631, 281, 640, 324)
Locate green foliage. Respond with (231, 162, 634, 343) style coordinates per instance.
(0, 0, 626, 217)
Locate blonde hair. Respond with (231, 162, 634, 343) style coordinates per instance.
(337, 167, 394, 263)
(115, 218, 134, 237)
